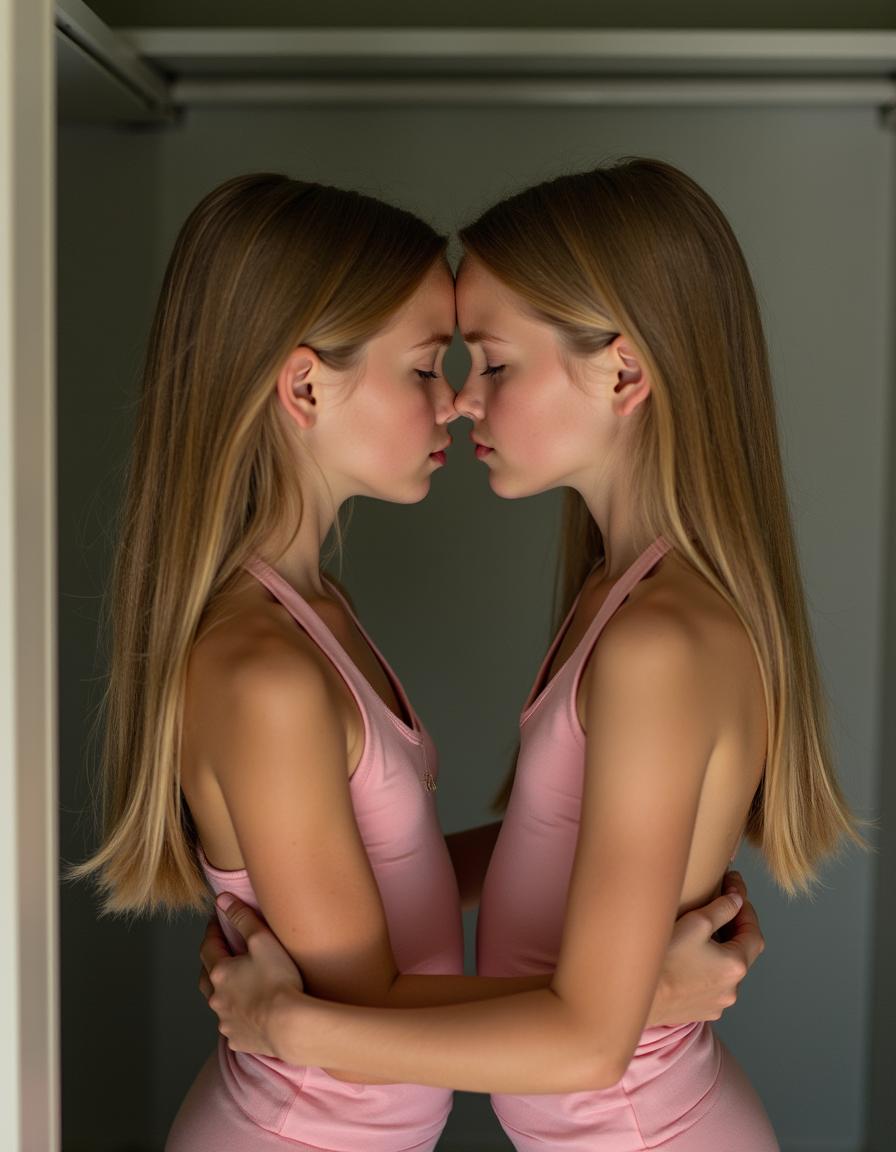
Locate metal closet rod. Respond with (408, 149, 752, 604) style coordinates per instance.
(170, 76, 896, 109)
(122, 27, 896, 70)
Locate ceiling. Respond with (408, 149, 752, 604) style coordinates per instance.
(85, 0, 896, 31)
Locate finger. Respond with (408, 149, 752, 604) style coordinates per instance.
(215, 893, 267, 941)
(722, 869, 746, 899)
(728, 887, 759, 937)
(201, 912, 228, 942)
(692, 891, 744, 937)
(199, 916, 233, 974)
(724, 900, 765, 969)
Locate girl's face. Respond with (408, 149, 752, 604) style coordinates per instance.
(453, 256, 629, 501)
(286, 259, 458, 504)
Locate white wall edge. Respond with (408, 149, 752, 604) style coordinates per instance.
(0, 0, 59, 1149)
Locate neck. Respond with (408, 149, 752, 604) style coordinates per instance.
(577, 475, 653, 584)
(256, 479, 346, 600)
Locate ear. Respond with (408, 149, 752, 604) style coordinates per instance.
(275, 346, 322, 430)
(608, 335, 651, 418)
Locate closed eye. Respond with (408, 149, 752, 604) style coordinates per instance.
(416, 369, 440, 381)
(480, 365, 506, 377)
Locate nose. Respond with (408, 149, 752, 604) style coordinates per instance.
(453, 374, 485, 422)
(434, 375, 461, 425)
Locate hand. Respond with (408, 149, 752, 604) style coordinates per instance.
(198, 914, 231, 1001)
(649, 869, 765, 1027)
(200, 893, 305, 1056)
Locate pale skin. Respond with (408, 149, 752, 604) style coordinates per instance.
(191, 257, 767, 1089)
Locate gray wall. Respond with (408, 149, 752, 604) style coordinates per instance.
(59, 102, 893, 1151)
(868, 140, 896, 1152)
(57, 125, 163, 1147)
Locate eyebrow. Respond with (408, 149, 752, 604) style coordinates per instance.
(461, 329, 508, 345)
(409, 333, 455, 350)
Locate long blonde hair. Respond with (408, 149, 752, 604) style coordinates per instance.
(462, 158, 863, 894)
(71, 174, 447, 915)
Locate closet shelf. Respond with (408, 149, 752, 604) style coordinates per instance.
(56, 7, 896, 123)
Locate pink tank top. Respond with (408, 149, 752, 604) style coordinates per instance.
(478, 537, 725, 1147)
(199, 556, 464, 1152)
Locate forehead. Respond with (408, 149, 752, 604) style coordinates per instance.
(458, 258, 513, 317)
(386, 259, 455, 337)
(455, 256, 528, 332)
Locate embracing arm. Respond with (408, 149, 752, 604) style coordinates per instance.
(208, 639, 560, 1081)
(202, 870, 757, 1029)
(207, 612, 760, 1092)
(205, 638, 705, 1024)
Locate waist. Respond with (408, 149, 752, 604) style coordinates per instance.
(220, 1044, 452, 1151)
(491, 1021, 720, 1144)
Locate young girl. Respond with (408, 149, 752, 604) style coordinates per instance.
(200, 159, 862, 1150)
(75, 171, 765, 1152)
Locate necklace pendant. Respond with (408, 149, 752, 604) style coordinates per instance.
(422, 770, 437, 792)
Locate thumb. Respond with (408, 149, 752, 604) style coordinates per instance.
(216, 892, 266, 940)
(694, 891, 744, 938)
(722, 869, 747, 901)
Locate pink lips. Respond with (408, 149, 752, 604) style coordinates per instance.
(470, 430, 494, 459)
(429, 450, 447, 466)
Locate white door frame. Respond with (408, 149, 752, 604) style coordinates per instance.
(0, 0, 59, 1149)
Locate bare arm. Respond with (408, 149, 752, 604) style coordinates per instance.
(206, 612, 763, 1092)
(201, 871, 757, 1020)
(207, 642, 553, 1082)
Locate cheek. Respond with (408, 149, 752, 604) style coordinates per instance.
(492, 377, 564, 464)
(386, 390, 433, 453)
(353, 385, 432, 469)
(407, 388, 437, 431)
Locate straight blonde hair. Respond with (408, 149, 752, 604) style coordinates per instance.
(71, 174, 447, 915)
(462, 158, 864, 894)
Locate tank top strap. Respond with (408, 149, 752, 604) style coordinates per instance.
(321, 573, 423, 734)
(571, 534, 673, 680)
(521, 535, 673, 722)
(242, 555, 422, 738)
(586, 535, 672, 639)
(243, 555, 349, 666)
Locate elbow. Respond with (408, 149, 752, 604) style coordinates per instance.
(586, 1052, 629, 1091)
(550, 995, 634, 1090)
(561, 1043, 630, 1092)
(573, 1027, 635, 1087)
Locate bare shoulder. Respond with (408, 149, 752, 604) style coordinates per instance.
(185, 581, 349, 773)
(613, 551, 753, 663)
(182, 579, 358, 870)
(588, 594, 708, 706)
(582, 553, 766, 907)
(586, 550, 762, 722)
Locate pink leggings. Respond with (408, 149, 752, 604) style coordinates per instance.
(165, 1051, 442, 1152)
(495, 1040, 779, 1151)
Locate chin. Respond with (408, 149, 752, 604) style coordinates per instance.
(488, 472, 543, 501)
(364, 475, 430, 505)
(401, 476, 432, 504)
